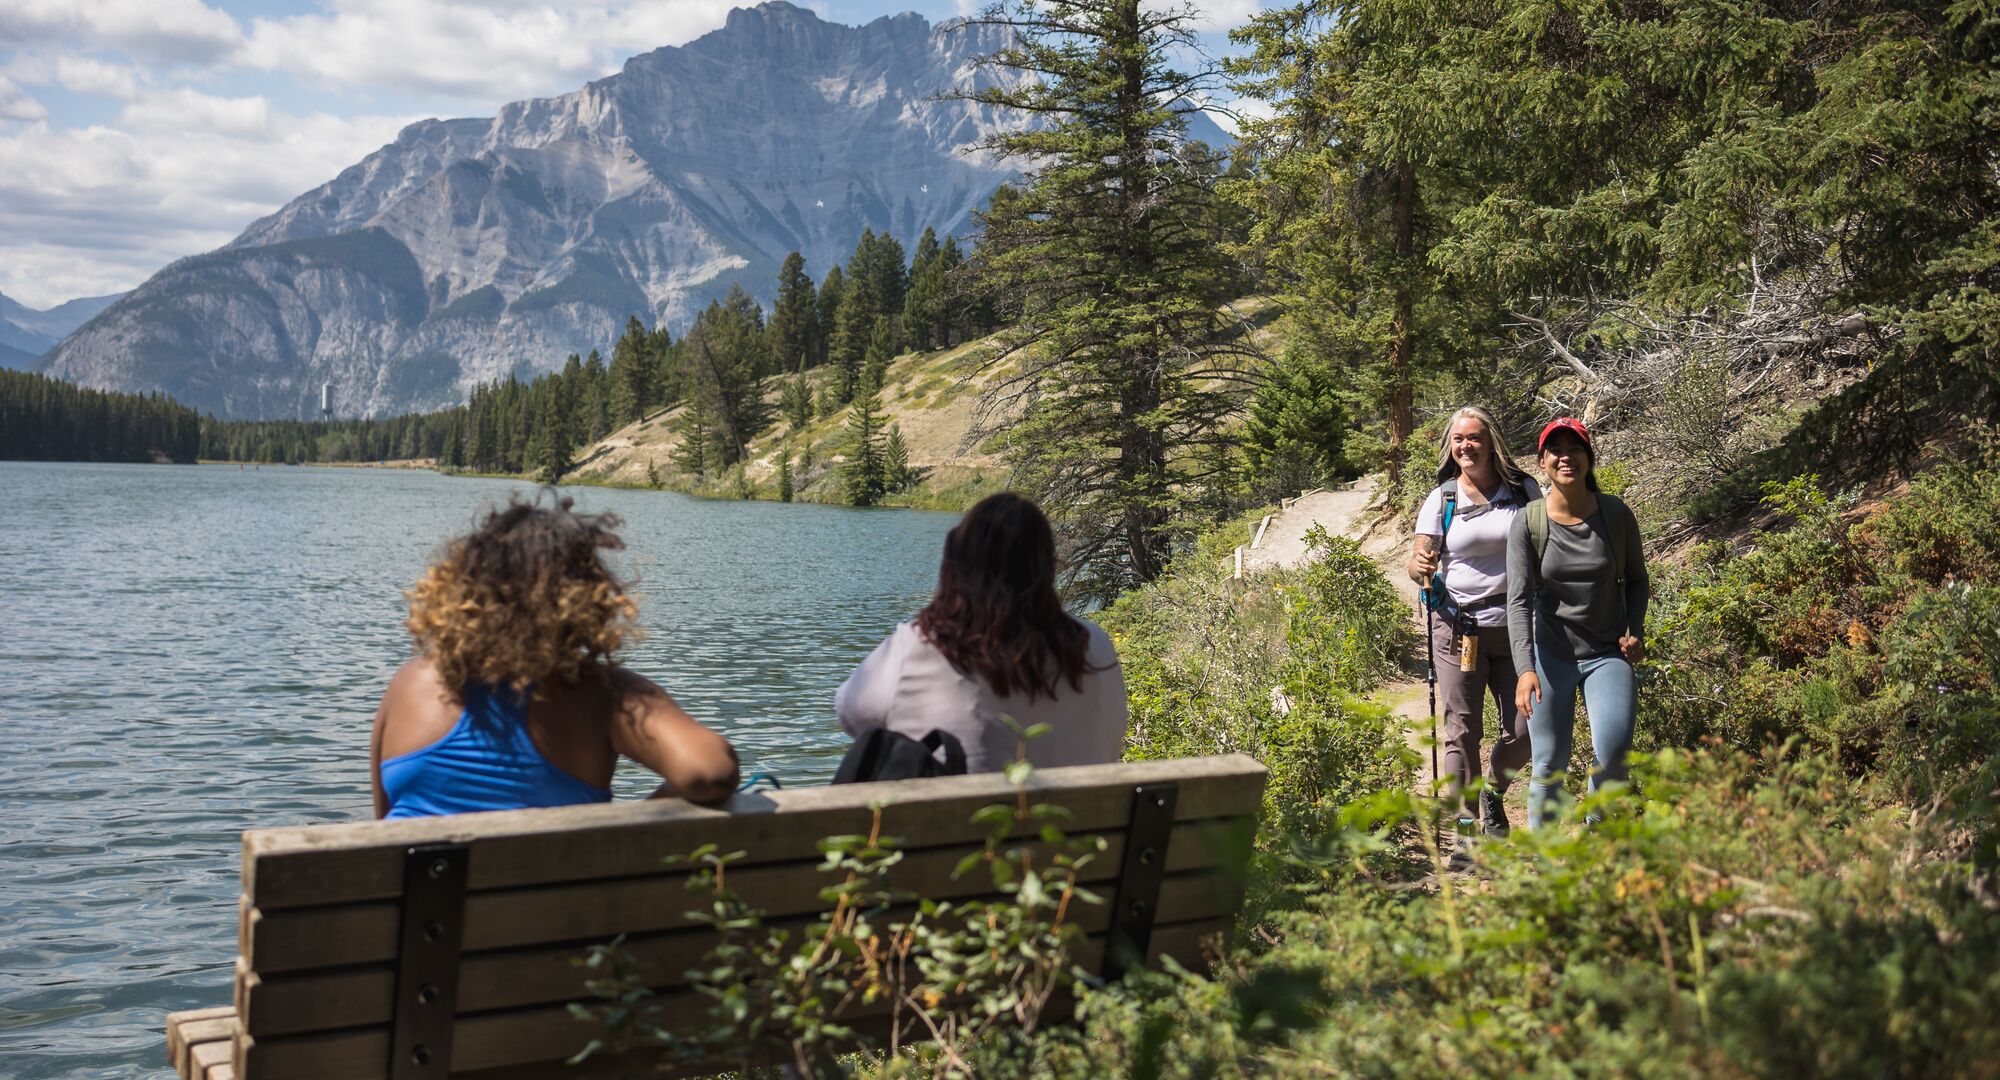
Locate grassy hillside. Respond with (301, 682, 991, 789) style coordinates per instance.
(564, 329, 1009, 509)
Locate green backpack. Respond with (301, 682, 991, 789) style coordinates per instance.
(1525, 494, 1640, 630)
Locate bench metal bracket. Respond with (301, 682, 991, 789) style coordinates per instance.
(1103, 781, 1177, 982)
(391, 842, 469, 1080)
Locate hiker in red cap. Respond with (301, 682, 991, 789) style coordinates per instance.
(1505, 417, 1650, 828)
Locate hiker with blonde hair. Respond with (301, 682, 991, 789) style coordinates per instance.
(1407, 406, 1542, 840)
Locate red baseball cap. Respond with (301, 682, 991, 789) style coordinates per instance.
(1538, 417, 1593, 452)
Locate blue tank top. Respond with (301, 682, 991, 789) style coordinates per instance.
(380, 683, 612, 819)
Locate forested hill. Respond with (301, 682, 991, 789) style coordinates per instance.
(0, 369, 200, 464)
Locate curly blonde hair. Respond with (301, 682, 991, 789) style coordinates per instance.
(405, 492, 636, 698)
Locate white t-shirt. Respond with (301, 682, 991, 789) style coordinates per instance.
(1414, 476, 1541, 627)
(835, 617, 1128, 775)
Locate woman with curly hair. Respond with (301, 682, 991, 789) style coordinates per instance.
(371, 493, 739, 818)
(835, 492, 1127, 774)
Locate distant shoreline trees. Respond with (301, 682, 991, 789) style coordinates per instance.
(0, 369, 200, 463)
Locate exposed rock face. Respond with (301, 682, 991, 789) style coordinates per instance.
(43, 3, 1033, 419)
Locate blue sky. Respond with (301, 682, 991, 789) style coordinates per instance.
(0, 0, 1260, 310)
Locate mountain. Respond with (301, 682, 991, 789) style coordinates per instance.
(0, 342, 38, 372)
(0, 290, 125, 365)
(44, 3, 1129, 420)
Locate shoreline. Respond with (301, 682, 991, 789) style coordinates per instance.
(191, 456, 989, 512)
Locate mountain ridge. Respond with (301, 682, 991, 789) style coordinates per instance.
(0, 290, 125, 366)
(41, 3, 1075, 420)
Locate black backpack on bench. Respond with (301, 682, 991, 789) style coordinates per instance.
(832, 727, 969, 784)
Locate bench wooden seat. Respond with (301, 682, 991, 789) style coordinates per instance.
(165, 754, 1267, 1079)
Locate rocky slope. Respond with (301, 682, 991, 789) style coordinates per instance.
(42, 3, 1041, 420)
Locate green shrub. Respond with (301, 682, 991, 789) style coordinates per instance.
(1641, 465, 2000, 823)
(1102, 524, 1413, 856)
(1029, 749, 2000, 1079)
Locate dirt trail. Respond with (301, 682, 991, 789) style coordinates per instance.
(1251, 477, 1514, 828)
(1243, 480, 1379, 573)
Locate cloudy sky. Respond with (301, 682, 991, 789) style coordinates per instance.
(0, 0, 1259, 311)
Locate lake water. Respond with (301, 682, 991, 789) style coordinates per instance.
(0, 461, 958, 1078)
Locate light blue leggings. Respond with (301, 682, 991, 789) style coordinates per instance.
(1526, 643, 1636, 829)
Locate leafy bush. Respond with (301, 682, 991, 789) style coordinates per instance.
(1102, 524, 1413, 851)
(576, 750, 1103, 1077)
(1640, 464, 2000, 826)
(1026, 749, 2000, 1079)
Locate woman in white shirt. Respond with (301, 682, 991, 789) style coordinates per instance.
(836, 493, 1127, 774)
(1406, 406, 1541, 836)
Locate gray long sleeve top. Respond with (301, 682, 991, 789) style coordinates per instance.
(1506, 499, 1650, 672)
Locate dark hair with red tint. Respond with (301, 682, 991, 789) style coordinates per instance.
(914, 492, 1090, 701)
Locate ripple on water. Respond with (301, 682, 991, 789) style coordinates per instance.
(0, 461, 954, 1078)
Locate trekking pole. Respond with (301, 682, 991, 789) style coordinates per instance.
(1423, 597, 1439, 793)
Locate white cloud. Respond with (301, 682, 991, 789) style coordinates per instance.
(0, 73, 45, 120)
(55, 54, 143, 99)
(0, 0, 244, 63)
(0, 100, 418, 307)
(238, 0, 736, 103)
(1184, 0, 1258, 31)
(10, 52, 148, 99)
(119, 87, 274, 135)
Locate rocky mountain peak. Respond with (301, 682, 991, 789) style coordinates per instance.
(41, 5, 1221, 421)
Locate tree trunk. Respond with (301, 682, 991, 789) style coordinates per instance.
(1114, 0, 1171, 582)
(1387, 159, 1417, 489)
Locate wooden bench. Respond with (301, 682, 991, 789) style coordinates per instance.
(165, 754, 1266, 1079)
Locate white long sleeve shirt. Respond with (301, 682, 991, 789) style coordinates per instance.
(835, 617, 1128, 774)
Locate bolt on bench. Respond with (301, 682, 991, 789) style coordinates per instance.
(165, 754, 1267, 1080)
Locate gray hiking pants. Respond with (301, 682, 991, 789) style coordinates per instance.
(1429, 613, 1531, 817)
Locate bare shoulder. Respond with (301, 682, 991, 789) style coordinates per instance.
(382, 656, 454, 711)
(608, 663, 668, 701)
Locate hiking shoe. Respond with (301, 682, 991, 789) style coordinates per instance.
(1479, 788, 1511, 839)
(1449, 819, 1479, 867)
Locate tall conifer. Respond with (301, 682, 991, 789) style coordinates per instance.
(959, 0, 1250, 592)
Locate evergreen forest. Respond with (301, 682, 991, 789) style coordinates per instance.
(184, 226, 997, 489)
(0, 369, 200, 463)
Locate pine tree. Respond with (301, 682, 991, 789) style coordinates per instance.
(582, 349, 609, 444)
(1241, 342, 1349, 500)
(646, 325, 675, 413)
(535, 384, 573, 483)
(672, 390, 713, 476)
(902, 227, 945, 351)
(780, 362, 813, 432)
(770, 252, 817, 374)
(842, 371, 887, 506)
(829, 295, 872, 404)
(439, 417, 464, 469)
(813, 265, 845, 368)
(608, 318, 650, 425)
(960, 0, 1250, 591)
(863, 315, 896, 390)
(778, 454, 795, 502)
(884, 424, 911, 492)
